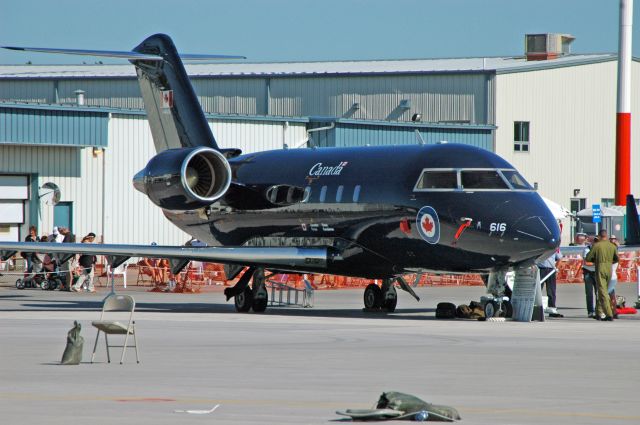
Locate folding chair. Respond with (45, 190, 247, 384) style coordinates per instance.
(107, 263, 128, 288)
(91, 294, 140, 364)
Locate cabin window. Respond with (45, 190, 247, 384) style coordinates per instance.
(501, 170, 533, 190)
(460, 170, 509, 190)
(336, 185, 344, 202)
(353, 185, 361, 202)
(302, 186, 311, 203)
(320, 186, 327, 203)
(414, 170, 458, 190)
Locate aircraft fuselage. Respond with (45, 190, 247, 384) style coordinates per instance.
(164, 143, 560, 278)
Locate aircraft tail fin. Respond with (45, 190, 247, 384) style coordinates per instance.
(131, 34, 241, 152)
(625, 194, 640, 245)
(3, 35, 245, 153)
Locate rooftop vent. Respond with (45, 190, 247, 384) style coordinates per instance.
(525, 33, 575, 61)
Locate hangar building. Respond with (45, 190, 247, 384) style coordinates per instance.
(0, 34, 638, 244)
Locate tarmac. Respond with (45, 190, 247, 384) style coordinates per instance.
(0, 282, 639, 425)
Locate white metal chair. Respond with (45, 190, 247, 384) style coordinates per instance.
(91, 294, 140, 364)
(107, 263, 129, 288)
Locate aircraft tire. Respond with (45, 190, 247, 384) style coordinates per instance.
(235, 287, 253, 312)
(364, 284, 382, 310)
(15, 279, 24, 290)
(484, 301, 496, 318)
(384, 296, 397, 312)
(252, 289, 268, 313)
(501, 301, 513, 318)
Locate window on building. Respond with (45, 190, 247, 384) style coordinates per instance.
(460, 170, 509, 190)
(514, 121, 530, 152)
(414, 170, 458, 190)
(601, 198, 614, 207)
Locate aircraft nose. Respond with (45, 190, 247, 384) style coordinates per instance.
(511, 202, 561, 258)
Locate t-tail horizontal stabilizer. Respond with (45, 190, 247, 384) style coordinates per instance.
(2, 35, 245, 153)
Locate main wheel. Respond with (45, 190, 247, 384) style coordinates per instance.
(40, 280, 50, 290)
(252, 287, 268, 313)
(384, 296, 398, 312)
(15, 279, 25, 289)
(501, 300, 513, 318)
(484, 301, 496, 318)
(234, 287, 253, 312)
(363, 284, 382, 310)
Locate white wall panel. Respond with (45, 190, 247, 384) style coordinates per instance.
(105, 114, 189, 245)
(495, 61, 640, 242)
(0, 144, 103, 240)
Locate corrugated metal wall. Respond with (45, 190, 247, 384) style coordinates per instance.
(495, 61, 640, 242)
(0, 106, 108, 147)
(194, 78, 267, 115)
(313, 123, 492, 151)
(105, 114, 190, 245)
(0, 72, 489, 124)
(269, 74, 487, 123)
(0, 145, 103, 241)
(58, 79, 142, 109)
(210, 119, 307, 152)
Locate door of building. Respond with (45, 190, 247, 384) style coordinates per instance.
(54, 202, 73, 232)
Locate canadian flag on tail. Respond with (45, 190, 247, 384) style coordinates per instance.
(161, 90, 174, 108)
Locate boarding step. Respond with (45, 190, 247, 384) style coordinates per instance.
(266, 277, 314, 308)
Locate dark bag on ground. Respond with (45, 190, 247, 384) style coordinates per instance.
(61, 321, 84, 365)
(435, 302, 456, 319)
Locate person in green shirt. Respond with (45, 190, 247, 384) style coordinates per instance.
(585, 229, 619, 320)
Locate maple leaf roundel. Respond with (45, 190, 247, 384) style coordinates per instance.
(416, 206, 440, 244)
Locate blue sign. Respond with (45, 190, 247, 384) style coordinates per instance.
(592, 204, 602, 223)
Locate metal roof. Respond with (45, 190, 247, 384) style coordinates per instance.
(0, 54, 618, 79)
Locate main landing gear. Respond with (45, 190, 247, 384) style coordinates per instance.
(363, 279, 398, 312)
(225, 267, 269, 313)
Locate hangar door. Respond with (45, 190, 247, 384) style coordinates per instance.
(0, 175, 28, 241)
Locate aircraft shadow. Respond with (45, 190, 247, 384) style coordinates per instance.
(1, 297, 439, 321)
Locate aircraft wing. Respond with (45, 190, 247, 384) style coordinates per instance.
(0, 242, 328, 272)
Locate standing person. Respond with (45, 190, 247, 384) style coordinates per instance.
(609, 235, 620, 318)
(23, 225, 40, 272)
(72, 233, 97, 292)
(582, 236, 597, 318)
(57, 227, 76, 291)
(536, 250, 563, 317)
(50, 226, 64, 243)
(585, 229, 619, 321)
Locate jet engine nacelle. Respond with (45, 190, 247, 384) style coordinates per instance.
(133, 147, 232, 210)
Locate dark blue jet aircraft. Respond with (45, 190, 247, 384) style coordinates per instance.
(0, 34, 560, 313)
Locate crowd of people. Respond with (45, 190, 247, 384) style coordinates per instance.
(21, 225, 97, 292)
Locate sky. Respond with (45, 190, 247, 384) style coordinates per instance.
(0, 0, 637, 64)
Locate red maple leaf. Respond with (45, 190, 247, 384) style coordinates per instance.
(422, 216, 434, 233)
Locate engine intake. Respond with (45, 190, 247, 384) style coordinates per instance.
(133, 147, 231, 210)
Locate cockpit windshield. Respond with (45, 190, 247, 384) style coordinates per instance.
(501, 170, 533, 190)
(460, 170, 508, 190)
(413, 168, 534, 192)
